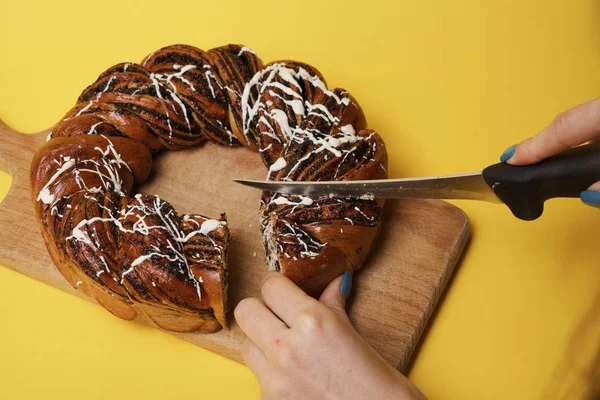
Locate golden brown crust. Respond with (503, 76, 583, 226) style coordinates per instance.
(207, 45, 264, 148)
(30, 44, 388, 332)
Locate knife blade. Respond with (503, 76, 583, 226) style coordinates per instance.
(235, 141, 600, 220)
(234, 172, 502, 203)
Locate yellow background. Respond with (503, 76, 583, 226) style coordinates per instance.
(0, 0, 599, 399)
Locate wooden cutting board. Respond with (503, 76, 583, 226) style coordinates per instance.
(0, 118, 469, 372)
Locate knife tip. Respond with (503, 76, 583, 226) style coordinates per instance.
(233, 179, 259, 187)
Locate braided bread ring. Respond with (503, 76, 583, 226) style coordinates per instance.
(30, 44, 387, 333)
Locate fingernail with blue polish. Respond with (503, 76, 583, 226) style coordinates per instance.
(500, 144, 517, 163)
(340, 271, 352, 299)
(580, 190, 600, 208)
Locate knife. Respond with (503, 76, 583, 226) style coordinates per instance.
(234, 141, 600, 221)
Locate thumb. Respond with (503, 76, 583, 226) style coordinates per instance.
(500, 98, 600, 166)
(319, 271, 352, 321)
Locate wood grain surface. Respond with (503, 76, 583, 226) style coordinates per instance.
(0, 118, 469, 371)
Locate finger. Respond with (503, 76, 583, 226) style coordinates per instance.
(260, 271, 318, 327)
(241, 338, 270, 377)
(234, 297, 288, 350)
(581, 189, 600, 208)
(588, 181, 600, 192)
(507, 98, 600, 165)
(318, 272, 351, 323)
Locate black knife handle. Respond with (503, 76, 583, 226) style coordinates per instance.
(482, 141, 600, 221)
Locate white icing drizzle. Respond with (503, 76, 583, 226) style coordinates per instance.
(334, 148, 356, 179)
(181, 219, 226, 240)
(102, 75, 116, 93)
(37, 157, 76, 204)
(143, 50, 157, 66)
(270, 194, 314, 214)
(98, 255, 110, 273)
(237, 46, 256, 56)
(276, 220, 326, 259)
(87, 121, 104, 135)
(281, 152, 311, 181)
(268, 157, 287, 174)
(241, 63, 353, 145)
(259, 143, 273, 153)
(165, 64, 198, 92)
(168, 90, 192, 129)
(165, 109, 173, 137)
(311, 128, 360, 157)
(354, 206, 374, 221)
(202, 64, 219, 98)
(75, 101, 95, 117)
(149, 68, 195, 133)
(271, 195, 313, 207)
